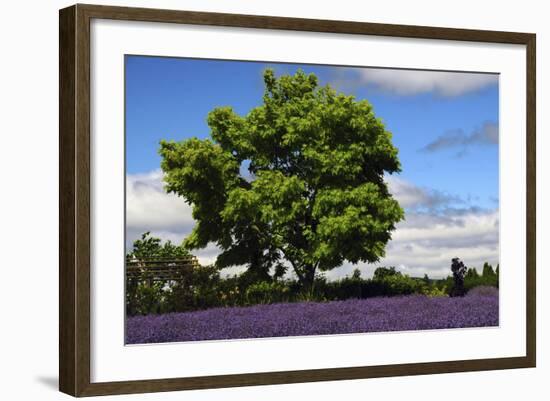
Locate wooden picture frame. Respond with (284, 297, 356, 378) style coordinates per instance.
(59, 3, 536, 397)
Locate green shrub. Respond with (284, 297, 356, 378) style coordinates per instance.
(154, 264, 223, 313)
(125, 235, 499, 313)
(379, 274, 421, 295)
(126, 281, 170, 315)
(373, 266, 400, 280)
(421, 284, 448, 297)
(246, 281, 290, 304)
(325, 277, 362, 300)
(464, 274, 499, 292)
(435, 273, 498, 296)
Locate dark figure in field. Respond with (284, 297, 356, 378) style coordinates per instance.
(450, 257, 467, 297)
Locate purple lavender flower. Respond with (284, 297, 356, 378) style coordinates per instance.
(126, 292, 498, 344)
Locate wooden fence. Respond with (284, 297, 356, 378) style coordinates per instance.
(126, 256, 200, 282)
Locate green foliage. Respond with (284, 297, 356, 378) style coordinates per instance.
(482, 262, 496, 278)
(374, 273, 421, 296)
(245, 281, 290, 305)
(127, 231, 191, 259)
(127, 282, 170, 315)
(421, 284, 448, 297)
(423, 273, 430, 285)
(366, 266, 429, 296)
(159, 69, 403, 290)
(318, 268, 427, 299)
(464, 263, 498, 292)
(126, 232, 193, 315)
(465, 267, 479, 278)
(465, 275, 499, 292)
(168, 264, 222, 311)
(373, 266, 400, 280)
(436, 263, 499, 297)
(319, 270, 363, 300)
(126, 234, 498, 314)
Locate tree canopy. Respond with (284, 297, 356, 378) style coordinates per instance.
(373, 266, 401, 280)
(159, 69, 403, 289)
(482, 262, 496, 278)
(127, 231, 191, 259)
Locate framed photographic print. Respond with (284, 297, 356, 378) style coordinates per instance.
(59, 4, 536, 397)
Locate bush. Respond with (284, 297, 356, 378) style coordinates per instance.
(126, 281, 170, 315)
(245, 281, 290, 304)
(464, 274, 499, 292)
(378, 274, 422, 296)
(321, 276, 362, 301)
(421, 284, 448, 297)
(432, 274, 498, 297)
(169, 264, 222, 311)
(127, 267, 501, 314)
(125, 236, 499, 315)
(373, 266, 400, 280)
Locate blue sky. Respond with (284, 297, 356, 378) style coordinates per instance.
(125, 55, 499, 278)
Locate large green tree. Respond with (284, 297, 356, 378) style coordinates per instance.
(160, 69, 404, 290)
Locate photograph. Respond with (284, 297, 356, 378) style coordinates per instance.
(53, 2, 537, 397)
(124, 56, 500, 345)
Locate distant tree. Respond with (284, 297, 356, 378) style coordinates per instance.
(423, 273, 430, 285)
(160, 69, 404, 291)
(482, 262, 496, 278)
(450, 257, 467, 297)
(373, 266, 401, 280)
(352, 268, 362, 280)
(127, 231, 191, 259)
(466, 267, 479, 279)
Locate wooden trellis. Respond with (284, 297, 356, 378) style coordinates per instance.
(126, 256, 200, 282)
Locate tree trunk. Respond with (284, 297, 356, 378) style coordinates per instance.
(285, 254, 316, 297)
(301, 264, 316, 297)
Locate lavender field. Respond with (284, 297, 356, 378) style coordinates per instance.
(126, 290, 498, 344)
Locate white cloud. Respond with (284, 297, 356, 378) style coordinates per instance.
(126, 171, 228, 267)
(126, 169, 194, 231)
(353, 68, 497, 97)
(385, 175, 462, 210)
(127, 169, 498, 280)
(324, 176, 499, 279)
(420, 121, 499, 153)
(325, 206, 499, 280)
